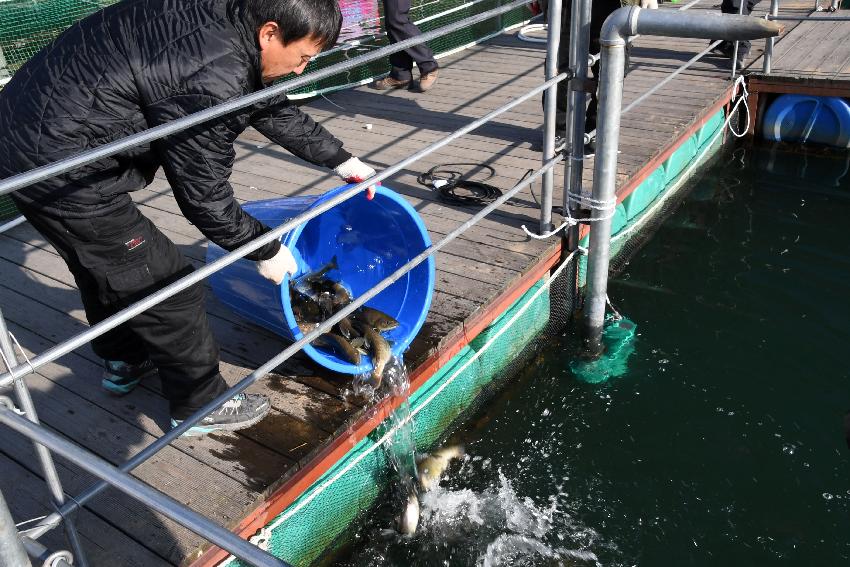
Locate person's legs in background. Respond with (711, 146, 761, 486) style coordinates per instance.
(375, 0, 439, 91)
(713, 0, 755, 67)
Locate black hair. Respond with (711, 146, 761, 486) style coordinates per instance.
(244, 0, 342, 48)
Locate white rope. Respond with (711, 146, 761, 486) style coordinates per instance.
(727, 76, 751, 139)
(521, 191, 615, 240)
(219, 250, 579, 563)
(517, 23, 548, 43)
(9, 332, 36, 376)
(16, 515, 47, 529)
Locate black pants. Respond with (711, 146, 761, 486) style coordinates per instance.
(384, 0, 438, 81)
(543, 0, 629, 135)
(16, 199, 227, 419)
(718, 0, 756, 58)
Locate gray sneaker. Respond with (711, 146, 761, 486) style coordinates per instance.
(170, 393, 271, 437)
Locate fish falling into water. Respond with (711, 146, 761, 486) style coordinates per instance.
(288, 257, 399, 385)
(417, 445, 465, 492)
(396, 485, 420, 536)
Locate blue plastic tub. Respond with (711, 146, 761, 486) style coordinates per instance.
(206, 185, 435, 374)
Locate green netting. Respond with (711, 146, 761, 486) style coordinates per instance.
(0, 196, 19, 220)
(0, 0, 113, 78)
(569, 314, 637, 384)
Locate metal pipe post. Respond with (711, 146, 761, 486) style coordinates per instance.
(565, 0, 594, 255)
(540, 0, 564, 234)
(731, 0, 747, 78)
(0, 487, 32, 567)
(582, 22, 626, 355)
(0, 310, 89, 567)
(583, 6, 781, 354)
(0, 405, 289, 567)
(763, 0, 780, 74)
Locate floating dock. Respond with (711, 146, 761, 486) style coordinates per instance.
(0, 1, 846, 565)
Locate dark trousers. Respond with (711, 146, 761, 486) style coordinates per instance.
(543, 0, 628, 135)
(384, 0, 438, 80)
(16, 199, 227, 419)
(718, 0, 756, 58)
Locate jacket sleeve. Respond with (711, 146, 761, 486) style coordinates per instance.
(249, 95, 351, 169)
(147, 94, 280, 261)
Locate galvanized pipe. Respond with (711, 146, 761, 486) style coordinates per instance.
(0, 0, 529, 198)
(22, 148, 567, 543)
(564, 0, 593, 255)
(0, 72, 566, 390)
(540, 0, 565, 234)
(0, 405, 290, 567)
(763, 0, 780, 74)
(0, 216, 26, 234)
(731, 0, 747, 78)
(0, 487, 31, 567)
(583, 6, 782, 353)
(0, 310, 89, 567)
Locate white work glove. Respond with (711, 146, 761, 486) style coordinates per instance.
(334, 156, 378, 200)
(640, 0, 658, 8)
(256, 245, 298, 285)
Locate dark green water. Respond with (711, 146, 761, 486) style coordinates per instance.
(340, 144, 850, 566)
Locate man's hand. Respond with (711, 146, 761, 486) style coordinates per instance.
(640, 0, 659, 8)
(256, 246, 298, 285)
(334, 157, 378, 200)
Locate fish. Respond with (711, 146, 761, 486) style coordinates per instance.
(290, 286, 322, 327)
(354, 320, 391, 387)
(396, 486, 420, 536)
(336, 316, 358, 340)
(417, 445, 465, 492)
(308, 277, 353, 312)
(292, 256, 338, 291)
(312, 332, 361, 365)
(353, 306, 399, 332)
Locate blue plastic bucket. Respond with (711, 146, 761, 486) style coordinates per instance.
(206, 185, 435, 374)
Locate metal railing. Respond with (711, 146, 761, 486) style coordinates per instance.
(763, 0, 850, 74)
(0, 1, 569, 565)
(0, 0, 785, 564)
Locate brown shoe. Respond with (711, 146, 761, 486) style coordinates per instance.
(372, 76, 411, 90)
(417, 70, 439, 92)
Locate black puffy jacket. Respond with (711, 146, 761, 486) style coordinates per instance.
(0, 0, 352, 260)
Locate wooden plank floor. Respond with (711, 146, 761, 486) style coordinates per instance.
(0, 2, 820, 564)
(765, 9, 850, 80)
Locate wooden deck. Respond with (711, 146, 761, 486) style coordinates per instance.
(747, 5, 850, 108)
(0, 2, 829, 564)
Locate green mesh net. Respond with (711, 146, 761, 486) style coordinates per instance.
(569, 314, 637, 384)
